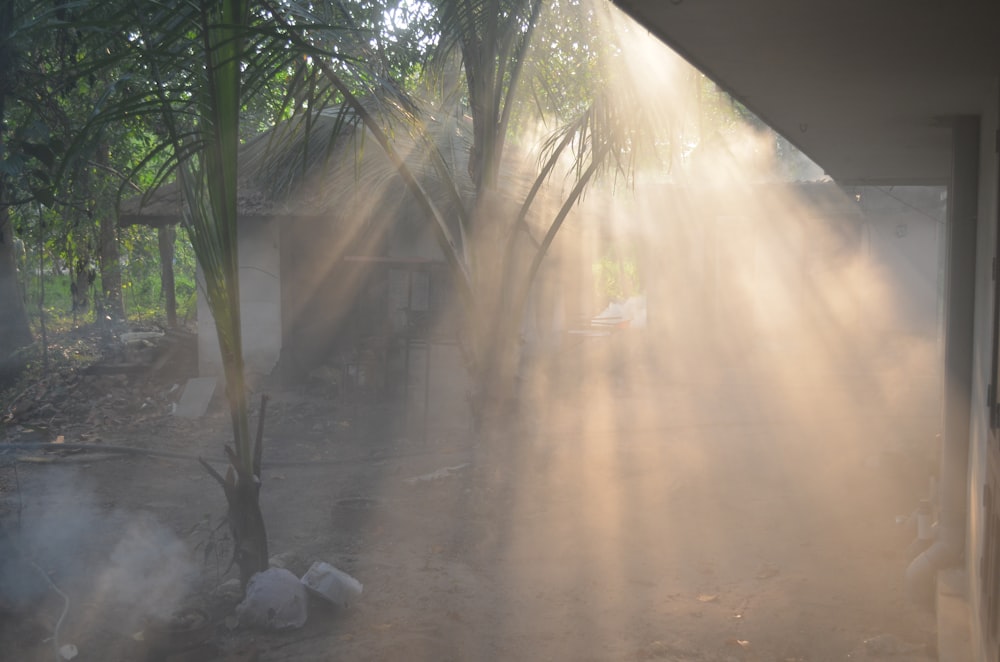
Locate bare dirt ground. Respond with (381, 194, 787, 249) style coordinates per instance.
(1, 330, 939, 661)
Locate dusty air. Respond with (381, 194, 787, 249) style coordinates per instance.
(0, 1, 942, 660)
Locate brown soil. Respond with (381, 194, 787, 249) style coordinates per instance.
(0, 330, 938, 661)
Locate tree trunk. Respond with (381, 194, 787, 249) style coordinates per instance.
(96, 144, 124, 322)
(99, 211, 123, 321)
(224, 476, 268, 587)
(158, 224, 177, 327)
(0, 204, 33, 361)
(0, 3, 33, 372)
(469, 343, 521, 432)
(70, 256, 92, 318)
(463, 192, 527, 431)
(203, 394, 270, 587)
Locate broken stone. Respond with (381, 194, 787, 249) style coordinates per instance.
(235, 568, 308, 630)
(300, 561, 363, 608)
(173, 377, 217, 419)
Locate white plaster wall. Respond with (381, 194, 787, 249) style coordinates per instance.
(862, 192, 943, 337)
(968, 79, 1000, 662)
(197, 217, 282, 377)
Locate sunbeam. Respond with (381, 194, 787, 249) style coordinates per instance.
(0, 2, 943, 660)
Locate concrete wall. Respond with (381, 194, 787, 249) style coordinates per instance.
(969, 80, 1000, 662)
(197, 216, 282, 377)
(860, 187, 945, 338)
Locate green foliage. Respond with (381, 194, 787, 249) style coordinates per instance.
(12, 219, 197, 329)
(592, 252, 641, 303)
(119, 225, 197, 322)
(171, 231, 198, 314)
(520, 0, 609, 129)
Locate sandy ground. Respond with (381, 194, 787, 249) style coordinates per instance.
(0, 339, 940, 661)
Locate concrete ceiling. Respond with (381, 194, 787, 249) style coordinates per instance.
(611, 0, 1000, 185)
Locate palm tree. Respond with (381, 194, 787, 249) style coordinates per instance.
(34, 0, 434, 586)
(75, 0, 307, 585)
(133, 0, 269, 585)
(0, 1, 34, 369)
(42, 0, 656, 583)
(83, 0, 438, 586)
(269, 0, 651, 426)
(0, 0, 61, 374)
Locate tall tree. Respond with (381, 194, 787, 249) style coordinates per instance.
(271, 0, 654, 425)
(94, 141, 125, 321)
(0, 0, 35, 365)
(74, 0, 306, 583)
(66, 0, 429, 582)
(124, 0, 268, 584)
(1, 0, 137, 342)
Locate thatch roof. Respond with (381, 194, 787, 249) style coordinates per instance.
(118, 176, 277, 227)
(117, 107, 607, 258)
(118, 109, 476, 228)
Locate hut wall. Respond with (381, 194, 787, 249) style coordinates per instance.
(197, 216, 282, 377)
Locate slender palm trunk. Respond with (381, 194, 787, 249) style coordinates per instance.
(227, 475, 268, 586)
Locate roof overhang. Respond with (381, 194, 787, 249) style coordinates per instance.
(612, 1, 1000, 185)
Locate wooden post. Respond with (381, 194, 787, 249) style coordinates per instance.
(158, 224, 177, 327)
